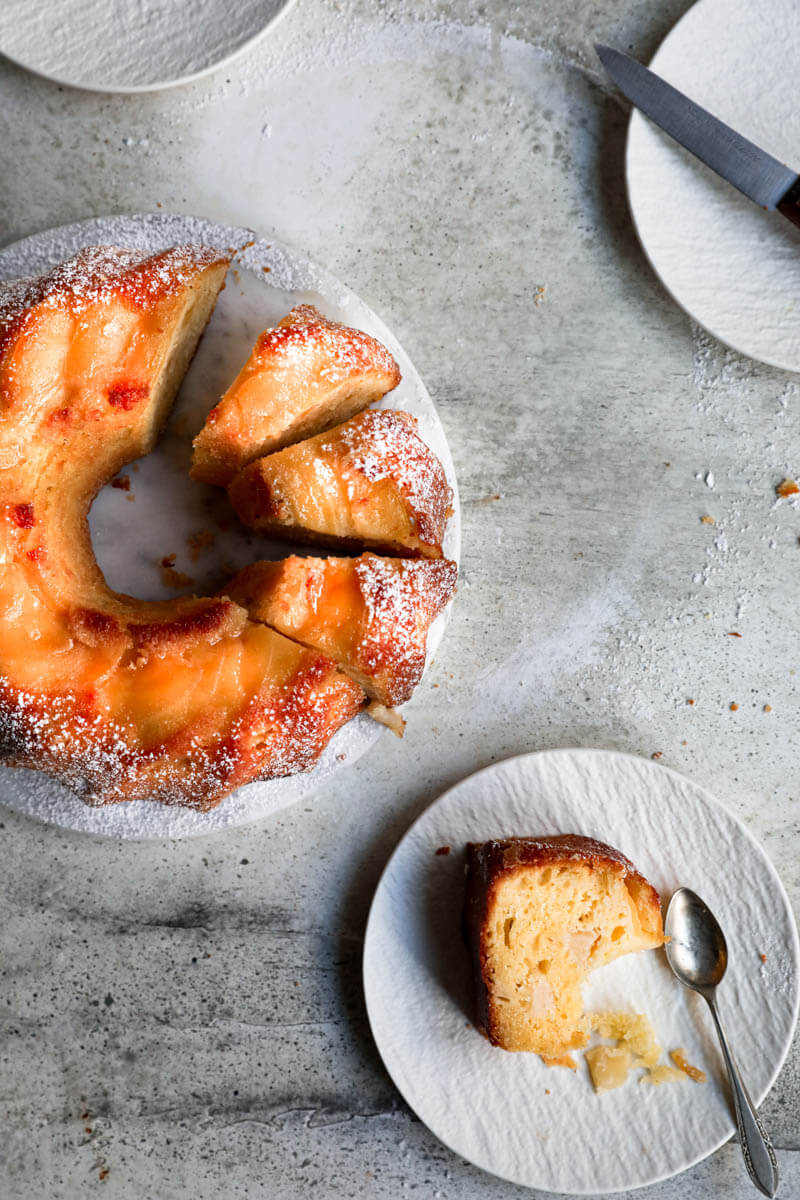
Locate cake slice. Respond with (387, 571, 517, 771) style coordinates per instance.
(191, 304, 401, 486)
(228, 409, 452, 558)
(223, 553, 457, 706)
(463, 835, 664, 1059)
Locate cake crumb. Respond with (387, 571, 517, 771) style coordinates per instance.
(641, 1064, 685, 1086)
(586, 1045, 632, 1094)
(435, 845, 451, 856)
(590, 1011, 661, 1068)
(111, 474, 130, 491)
(727, 631, 742, 638)
(669, 1048, 706, 1083)
(161, 563, 194, 589)
(651, 751, 662, 760)
(187, 529, 215, 560)
(687, 698, 695, 705)
(760, 952, 767, 963)
(700, 514, 715, 525)
(776, 478, 799, 497)
(730, 702, 739, 711)
(365, 700, 405, 737)
(541, 1053, 577, 1070)
(764, 704, 772, 713)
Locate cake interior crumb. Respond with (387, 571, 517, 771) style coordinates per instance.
(541, 1053, 577, 1070)
(585, 1011, 706, 1094)
(640, 1063, 685, 1086)
(669, 1047, 707, 1082)
(585, 1044, 632, 1093)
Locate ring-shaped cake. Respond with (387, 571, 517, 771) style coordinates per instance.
(0, 246, 367, 809)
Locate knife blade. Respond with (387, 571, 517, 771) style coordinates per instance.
(595, 44, 800, 228)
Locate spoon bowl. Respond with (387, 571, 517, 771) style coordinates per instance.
(665, 886, 728, 992)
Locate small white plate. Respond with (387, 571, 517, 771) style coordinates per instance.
(0, 213, 459, 839)
(0, 0, 296, 93)
(363, 749, 799, 1194)
(627, 0, 800, 372)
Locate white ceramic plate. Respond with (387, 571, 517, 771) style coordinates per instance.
(363, 749, 799, 1194)
(627, 0, 800, 372)
(0, 0, 297, 93)
(0, 212, 460, 839)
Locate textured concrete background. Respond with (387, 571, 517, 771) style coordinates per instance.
(1, 1, 798, 1196)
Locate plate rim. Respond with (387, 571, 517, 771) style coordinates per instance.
(0, 0, 298, 94)
(624, 0, 800, 374)
(0, 211, 460, 839)
(363, 746, 800, 1194)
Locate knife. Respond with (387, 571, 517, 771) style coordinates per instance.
(595, 44, 800, 230)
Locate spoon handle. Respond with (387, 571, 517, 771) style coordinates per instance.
(705, 993, 778, 1197)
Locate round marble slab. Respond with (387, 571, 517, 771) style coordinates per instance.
(0, 0, 297, 93)
(627, 0, 800, 372)
(0, 212, 460, 839)
(364, 749, 799, 1193)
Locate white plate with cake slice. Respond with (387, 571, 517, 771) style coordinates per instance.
(363, 749, 799, 1193)
(0, 213, 460, 839)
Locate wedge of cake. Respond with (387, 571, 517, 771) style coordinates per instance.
(224, 553, 457, 706)
(463, 835, 664, 1060)
(191, 304, 401, 486)
(228, 409, 452, 558)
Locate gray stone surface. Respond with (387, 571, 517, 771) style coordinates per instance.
(0, 0, 797, 1196)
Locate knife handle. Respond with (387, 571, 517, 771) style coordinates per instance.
(777, 179, 800, 229)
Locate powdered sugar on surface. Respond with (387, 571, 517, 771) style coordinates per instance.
(0, 213, 460, 839)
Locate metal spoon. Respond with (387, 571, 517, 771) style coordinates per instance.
(665, 887, 778, 1197)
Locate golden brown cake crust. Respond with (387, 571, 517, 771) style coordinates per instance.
(229, 409, 453, 558)
(0, 244, 227, 355)
(0, 246, 365, 810)
(224, 553, 457, 706)
(191, 304, 402, 486)
(463, 835, 663, 1047)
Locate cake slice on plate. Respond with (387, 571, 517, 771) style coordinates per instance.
(191, 304, 401, 486)
(224, 553, 457, 707)
(463, 835, 664, 1061)
(228, 409, 452, 559)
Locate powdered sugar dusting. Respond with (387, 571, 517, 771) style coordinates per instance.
(256, 303, 400, 383)
(354, 555, 457, 704)
(0, 243, 228, 362)
(341, 410, 452, 549)
(0, 213, 460, 838)
(0, 640, 362, 810)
